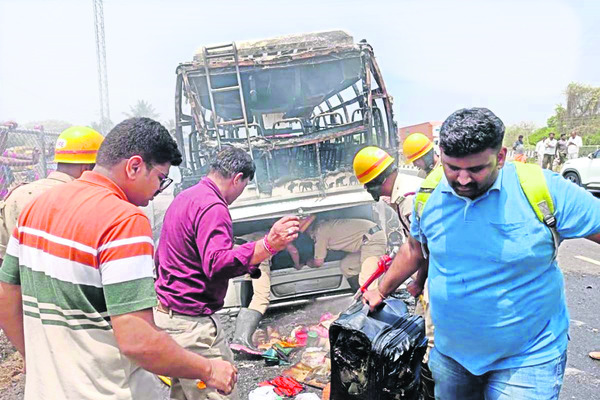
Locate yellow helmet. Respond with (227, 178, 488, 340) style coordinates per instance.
(403, 133, 433, 163)
(54, 126, 104, 164)
(353, 146, 395, 185)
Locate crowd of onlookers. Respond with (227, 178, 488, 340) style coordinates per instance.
(533, 130, 583, 171)
(511, 130, 583, 171)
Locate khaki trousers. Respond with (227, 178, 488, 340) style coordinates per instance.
(339, 230, 387, 291)
(153, 310, 238, 400)
(413, 282, 435, 363)
(248, 261, 271, 315)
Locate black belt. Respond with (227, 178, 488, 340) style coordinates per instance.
(368, 225, 383, 236)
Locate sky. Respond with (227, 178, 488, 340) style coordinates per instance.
(1, 0, 599, 130)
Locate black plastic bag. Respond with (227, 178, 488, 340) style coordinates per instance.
(329, 298, 427, 400)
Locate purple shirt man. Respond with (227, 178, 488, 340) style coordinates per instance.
(155, 177, 259, 315)
(153, 146, 300, 400)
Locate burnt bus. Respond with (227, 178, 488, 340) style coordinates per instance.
(173, 30, 402, 309)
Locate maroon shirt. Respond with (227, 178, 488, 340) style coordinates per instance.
(155, 177, 257, 315)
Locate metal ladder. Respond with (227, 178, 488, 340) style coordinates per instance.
(201, 42, 261, 195)
(201, 42, 252, 151)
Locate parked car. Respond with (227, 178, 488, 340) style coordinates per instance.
(560, 149, 600, 192)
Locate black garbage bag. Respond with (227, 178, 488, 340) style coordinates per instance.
(329, 298, 428, 400)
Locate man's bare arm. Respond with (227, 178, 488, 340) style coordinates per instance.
(112, 309, 236, 393)
(363, 236, 427, 311)
(587, 233, 600, 244)
(286, 243, 301, 269)
(0, 282, 25, 356)
(250, 216, 299, 265)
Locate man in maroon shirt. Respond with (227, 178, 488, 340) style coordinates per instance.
(154, 146, 299, 400)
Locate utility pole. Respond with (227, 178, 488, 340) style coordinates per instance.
(92, 0, 110, 133)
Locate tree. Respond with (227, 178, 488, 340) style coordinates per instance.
(90, 118, 114, 136)
(504, 122, 537, 148)
(125, 100, 159, 119)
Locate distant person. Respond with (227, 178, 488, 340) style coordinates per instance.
(512, 135, 526, 162)
(0, 127, 104, 264)
(556, 134, 568, 167)
(535, 136, 547, 167)
(0, 118, 238, 399)
(542, 132, 557, 170)
(567, 130, 583, 159)
(154, 146, 299, 400)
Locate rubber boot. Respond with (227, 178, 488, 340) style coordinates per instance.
(230, 308, 263, 357)
(347, 275, 361, 292)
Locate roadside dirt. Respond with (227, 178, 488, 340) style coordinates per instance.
(0, 332, 24, 400)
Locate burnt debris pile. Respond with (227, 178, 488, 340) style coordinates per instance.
(329, 298, 427, 400)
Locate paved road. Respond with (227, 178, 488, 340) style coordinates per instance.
(558, 238, 600, 399)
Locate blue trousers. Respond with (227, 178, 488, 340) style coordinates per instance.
(429, 347, 567, 400)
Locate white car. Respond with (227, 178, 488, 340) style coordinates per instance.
(560, 149, 600, 192)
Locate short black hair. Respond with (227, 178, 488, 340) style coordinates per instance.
(210, 146, 255, 180)
(96, 118, 182, 167)
(518, 135, 524, 139)
(440, 108, 505, 157)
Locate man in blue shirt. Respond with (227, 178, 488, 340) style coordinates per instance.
(363, 107, 600, 399)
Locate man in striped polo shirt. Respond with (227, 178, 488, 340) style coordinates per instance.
(0, 118, 238, 399)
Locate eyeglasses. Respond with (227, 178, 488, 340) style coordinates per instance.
(152, 167, 173, 193)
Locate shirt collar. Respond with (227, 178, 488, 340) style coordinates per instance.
(439, 166, 504, 198)
(202, 177, 227, 204)
(78, 171, 128, 201)
(47, 170, 75, 183)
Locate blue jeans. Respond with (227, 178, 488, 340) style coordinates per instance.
(429, 347, 567, 400)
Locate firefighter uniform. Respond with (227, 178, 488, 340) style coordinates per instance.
(390, 172, 424, 238)
(0, 171, 74, 259)
(309, 218, 387, 290)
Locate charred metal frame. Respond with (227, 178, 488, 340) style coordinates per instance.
(174, 32, 397, 195)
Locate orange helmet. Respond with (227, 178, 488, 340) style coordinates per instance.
(54, 126, 104, 164)
(353, 146, 395, 185)
(403, 133, 433, 163)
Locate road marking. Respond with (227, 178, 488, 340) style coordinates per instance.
(574, 255, 600, 267)
(571, 319, 586, 327)
(565, 367, 584, 376)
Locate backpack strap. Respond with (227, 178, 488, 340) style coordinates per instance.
(413, 166, 444, 258)
(414, 166, 444, 219)
(513, 162, 560, 259)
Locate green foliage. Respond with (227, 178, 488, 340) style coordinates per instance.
(504, 122, 536, 148)
(583, 131, 600, 145)
(527, 127, 555, 146)
(125, 100, 159, 119)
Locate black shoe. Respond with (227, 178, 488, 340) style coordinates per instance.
(347, 275, 361, 292)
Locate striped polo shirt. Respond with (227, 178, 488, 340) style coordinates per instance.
(0, 171, 160, 399)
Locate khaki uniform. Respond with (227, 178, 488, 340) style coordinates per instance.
(390, 172, 424, 238)
(237, 232, 271, 315)
(0, 171, 74, 259)
(153, 311, 237, 400)
(309, 219, 386, 290)
(390, 172, 435, 361)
